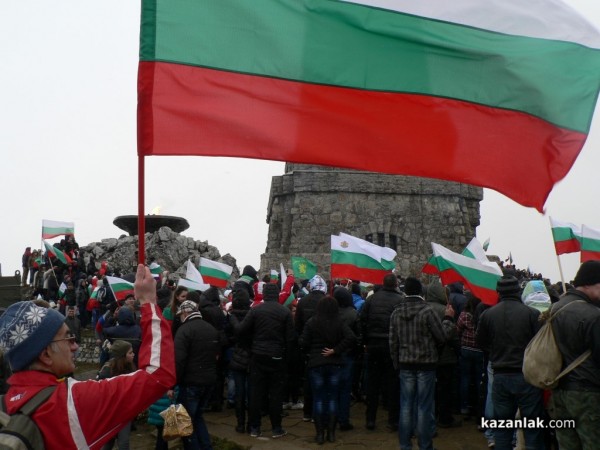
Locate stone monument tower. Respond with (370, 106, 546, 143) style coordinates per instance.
(261, 163, 483, 277)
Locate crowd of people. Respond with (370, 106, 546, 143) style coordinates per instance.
(5, 243, 600, 450)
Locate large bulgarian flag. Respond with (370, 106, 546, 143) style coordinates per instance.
(138, 0, 600, 212)
(105, 276, 135, 302)
(43, 240, 72, 265)
(580, 224, 600, 262)
(331, 232, 396, 284)
(424, 242, 503, 305)
(550, 217, 582, 255)
(198, 257, 233, 288)
(42, 219, 75, 239)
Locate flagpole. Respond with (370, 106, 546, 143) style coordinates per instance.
(138, 154, 145, 265)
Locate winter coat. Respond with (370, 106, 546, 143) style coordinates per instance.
(551, 289, 600, 391)
(103, 307, 142, 364)
(389, 295, 455, 370)
(476, 295, 540, 372)
(4, 304, 175, 450)
(227, 308, 251, 372)
(360, 287, 403, 348)
(426, 280, 459, 366)
(300, 317, 355, 368)
(174, 313, 223, 386)
(295, 290, 325, 334)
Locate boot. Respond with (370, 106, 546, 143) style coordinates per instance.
(327, 415, 337, 443)
(235, 405, 246, 433)
(314, 418, 325, 445)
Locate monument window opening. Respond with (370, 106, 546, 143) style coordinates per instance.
(377, 233, 385, 247)
(365, 233, 373, 243)
(389, 234, 398, 250)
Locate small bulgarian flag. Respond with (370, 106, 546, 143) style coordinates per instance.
(42, 219, 75, 239)
(105, 276, 135, 301)
(58, 282, 67, 299)
(149, 262, 164, 279)
(198, 257, 233, 288)
(89, 286, 100, 299)
(550, 217, 582, 255)
(43, 240, 72, 265)
(581, 224, 600, 262)
(270, 270, 279, 283)
(424, 242, 503, 305)
(280, 263, 295, 307)
(177, 277, 210, 292)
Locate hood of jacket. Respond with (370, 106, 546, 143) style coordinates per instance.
(426, 280, 446, 306)
(395, 296, 428, 320)
(117, 306, 135, 326)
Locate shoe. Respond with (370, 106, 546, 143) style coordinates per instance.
(250, 427, 262, 438)
(291, 401, 304, 410)
(437, 418, 462, 428)
(303, 415, 313, 422)
(282, 402, 292, 410)
(272, 427, 288, 438)
(339, 422, 354, 431)
(487, 440, 496, 448)
(386, 423, 398, 432)
(366, 421, 375, 430)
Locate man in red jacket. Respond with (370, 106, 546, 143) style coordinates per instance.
(0, 264, 175, 450)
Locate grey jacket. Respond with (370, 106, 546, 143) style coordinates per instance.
(551, 290, 600, 391)
(389, 295, 455, 370)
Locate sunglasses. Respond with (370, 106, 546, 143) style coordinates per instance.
(51, 333, 77, 344)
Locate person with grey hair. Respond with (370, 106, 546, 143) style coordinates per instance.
(0, 265, 175, 449)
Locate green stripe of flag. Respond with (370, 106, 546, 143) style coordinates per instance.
(331, 249, 395, 271)
(200, 267, 229, 281)
(141, 0, 600, 132)
(552, 227, 581, 243)
(428, 255, 499, 291)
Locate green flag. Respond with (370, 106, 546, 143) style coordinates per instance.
(291, 256, 317, 280)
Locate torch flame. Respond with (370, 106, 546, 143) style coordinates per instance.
(150, 206, 161, 215)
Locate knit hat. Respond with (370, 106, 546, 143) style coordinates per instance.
(333, 287, 353, 308)
(109, 340, 132, 358)
(309, 275, 328, 294)
(404, 277, 423, 296)
(0, 301, 66, 371)
(573, 260, 600, 287)
(262, 283, 280, 302)
(496, 276, 521, 297)
(176, 300, 199, 315)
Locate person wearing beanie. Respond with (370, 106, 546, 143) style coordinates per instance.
(476, 275, 545, 450)
(232, 265, 259, 300)
(229, 277, 294, 439)
(0, 265, 175, 450)
(174, 291, 224, 450)
(389, 277, 455, 449)
(360, 273, 403, 431)
(548, 260, 600, 448)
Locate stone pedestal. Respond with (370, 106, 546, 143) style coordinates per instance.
(261, 164, 482, 278)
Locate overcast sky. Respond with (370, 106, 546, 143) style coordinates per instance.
(1, 1, 599, 284)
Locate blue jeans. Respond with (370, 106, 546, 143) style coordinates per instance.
(459, 347, 484, 411)
(492, 373, 545, 450)
(178, 384, 214, 450)
(338, 355, 354, 425)
(484, 362, 495, 443)
(399, 370, 436, 450)
(309, 365, 342, 423)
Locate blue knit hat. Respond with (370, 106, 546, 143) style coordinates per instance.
(0, 301, 65, 371)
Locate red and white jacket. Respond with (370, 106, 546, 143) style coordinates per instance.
(4, 303, 175, 449)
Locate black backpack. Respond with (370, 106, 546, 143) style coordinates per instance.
(0, 386, 56, 450)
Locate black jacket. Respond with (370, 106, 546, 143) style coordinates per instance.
(227, 308, 251, 372)
(300, 318, 355, 368)
(295, 290, 325, 334)
(360, 287, 403, 348)
(175, 313, 223, 386)
(551, 290, 600, 391)
(476, 296, 540, 372)
(231, 299, 294, 359)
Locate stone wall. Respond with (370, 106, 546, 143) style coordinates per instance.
(261, 164, 482, 277)
(76, 336, 100, 364)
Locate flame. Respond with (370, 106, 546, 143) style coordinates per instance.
(150, 206, 162, 215)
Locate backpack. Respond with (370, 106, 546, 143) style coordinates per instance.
(523, 300, 591, 389)
(0, 386, 56, 450)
